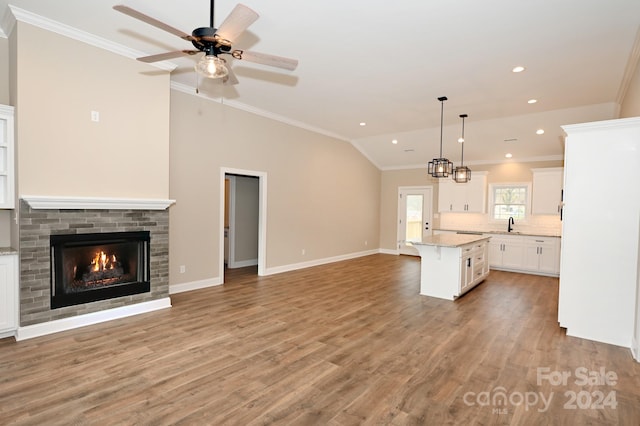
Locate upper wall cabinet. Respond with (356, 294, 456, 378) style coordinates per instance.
(0, 105, 15, 209)
(531, 167, 563, 215)
(438, 172, 488, 213)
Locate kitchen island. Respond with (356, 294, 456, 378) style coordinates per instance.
(411, 234, 490, 300)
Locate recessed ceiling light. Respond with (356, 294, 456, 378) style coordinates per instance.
(392, 139, 398, 144)
(512, 66, 525, 73)
(536, 129, 545, 135)
(505, 153, 513, 158)
(359, 122, 366, 126)
(528, 99, 537, 104)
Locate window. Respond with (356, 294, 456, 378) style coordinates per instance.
(489, 183, 531, 220)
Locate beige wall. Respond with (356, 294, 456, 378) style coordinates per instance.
(0, 36, 8, 105)
(379, 160, 564, 250)
(620, 52, 640, 117)
(379, 169, 440, 251)
(14, 23, 170, 199)
(169, 90, 381, 284)
(472, 160, 564, 182)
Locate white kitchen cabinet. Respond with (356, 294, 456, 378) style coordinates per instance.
(0, 105, 15, 209)
(531, 167, 563, 215)
(438, 172, 487, 213)
(0, 253, 18, 338)
(487, 234, 525, 270)
(522, 237, 560, 275)
(487, 234, 560, 276)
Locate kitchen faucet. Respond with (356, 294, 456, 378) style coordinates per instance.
(508, 217, 515, 232)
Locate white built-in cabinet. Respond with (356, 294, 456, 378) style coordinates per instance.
(0, 254, 18, 338)
(486, 234, 560, 276)
(488, 235, 526, 270)
(531, 167, 563, 215)
(522, 237, 560, 274)
(438, 172, 487, 213)
(559, 117, 640, 350)
(0, 105, 15, 209)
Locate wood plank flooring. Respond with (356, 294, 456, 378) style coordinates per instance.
(1, 254, 639, 425)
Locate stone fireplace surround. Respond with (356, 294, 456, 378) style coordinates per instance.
(17, 196, 174, 340)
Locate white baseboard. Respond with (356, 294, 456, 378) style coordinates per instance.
(15, 298, 172, 341)
(169, 249, 388, 295)
(632, 336, 640, 362)
(228, 258, 258, 268)
(0, 329, 16, 339)
(263, 249, 380, 276)
(379, 248, 399, 255)
(169, 277, 223, 294)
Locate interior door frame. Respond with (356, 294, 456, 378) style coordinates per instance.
(397, 186, 434, 255)
(220, 167, 267, 280)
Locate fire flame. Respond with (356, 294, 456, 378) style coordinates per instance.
(91, 251, 117, 271)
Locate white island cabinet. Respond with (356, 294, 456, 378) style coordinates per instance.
(411, 234, 490, 300)
(0, 252, 18, 338)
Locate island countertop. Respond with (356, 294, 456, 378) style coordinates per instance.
(410, 234, 491, 248)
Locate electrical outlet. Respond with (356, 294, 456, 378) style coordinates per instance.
(301, 249, 305, 255)
(91, 110, 100, 122)
(179, 265, 186, 273)
(365, 240, 368, 246)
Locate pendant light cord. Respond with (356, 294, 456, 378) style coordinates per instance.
(461, 115, 465, 165)
(439, 99, 444, 158)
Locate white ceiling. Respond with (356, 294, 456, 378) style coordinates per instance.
(1, 0, 639, 168)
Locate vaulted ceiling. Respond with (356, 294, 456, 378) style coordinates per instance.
(2, 0, 639, 168)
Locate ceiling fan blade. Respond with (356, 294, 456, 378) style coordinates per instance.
(113, 5, 195, 42)
(215, 4, 259, 43)
(232, 50, 298, 71)
(223, 66, 239, 85)
(137, 50, 200, 63)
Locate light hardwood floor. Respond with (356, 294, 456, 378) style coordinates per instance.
(1, 254, 639, 425)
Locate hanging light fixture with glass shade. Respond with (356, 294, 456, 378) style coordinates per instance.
(428, 96, 454, 178)
(453, 114, 472, 183)
(194, 48, 229, 79)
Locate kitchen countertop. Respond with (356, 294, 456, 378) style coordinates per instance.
(410, 234, 490, 248)
(0, 246, 18, 255)
(435, 228, 561, 238)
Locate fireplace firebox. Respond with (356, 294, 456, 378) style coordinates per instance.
(50, 231, 150, 309)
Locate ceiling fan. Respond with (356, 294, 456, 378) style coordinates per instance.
(113, 1, 298, 84)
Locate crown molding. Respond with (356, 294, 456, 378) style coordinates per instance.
(21, 195, 176, 210)
(170, 81, 350, 143)
(0, 4, 15, 38)
(616, 25, 640, 105)
(380, 155, 565, 171)
(5, 5, 176, 72)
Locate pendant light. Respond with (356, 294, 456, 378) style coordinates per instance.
(453, 114, 472, 183)
(427, 96, 453, 178)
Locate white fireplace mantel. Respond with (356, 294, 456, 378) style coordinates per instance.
(21, 195, 175, 210)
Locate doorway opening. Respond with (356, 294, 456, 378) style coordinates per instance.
(220, 168, 267, 283)
(397, 186, 433, 256)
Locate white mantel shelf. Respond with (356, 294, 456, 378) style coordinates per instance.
(21, 196, 175, 210)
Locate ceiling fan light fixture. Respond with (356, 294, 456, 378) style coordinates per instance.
(195, 55, 229, 79)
